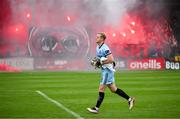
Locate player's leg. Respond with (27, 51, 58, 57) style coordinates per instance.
(87, 84, 106, 113)
(96, 84, 106, 108)
(108, 83, 130, 99)
(87, 68, 109, 113)
(108, 83, 135, 110)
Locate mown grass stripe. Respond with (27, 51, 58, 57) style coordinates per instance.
(36, 90, 84, 119)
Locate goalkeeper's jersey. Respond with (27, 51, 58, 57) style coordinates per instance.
(96, 43, 111, 59)
(96, 43, 115, 72)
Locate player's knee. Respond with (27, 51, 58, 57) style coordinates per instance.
(110, 88, 116, 93)
(109, 86, 117, 93)
(99, 87, 105, 92)
(108, 84, 117, 93)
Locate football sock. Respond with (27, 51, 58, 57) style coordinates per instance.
(115, 88, 130, 100)
(95, 92, 105, 108)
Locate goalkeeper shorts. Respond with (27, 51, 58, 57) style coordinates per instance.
(100, 68, 115, 85)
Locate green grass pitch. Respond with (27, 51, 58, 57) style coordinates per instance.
(0, 70, 180, 119)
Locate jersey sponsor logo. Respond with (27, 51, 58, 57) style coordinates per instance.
(128, 58, 165, 70)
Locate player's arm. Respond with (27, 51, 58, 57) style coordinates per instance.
(101, 54, 114, 65)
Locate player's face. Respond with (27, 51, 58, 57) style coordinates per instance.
(96, 34, 103, 44)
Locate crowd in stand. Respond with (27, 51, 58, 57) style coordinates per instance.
(110, 16, 179, 60)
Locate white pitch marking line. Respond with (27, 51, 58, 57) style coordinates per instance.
(36, 90, 84, 119)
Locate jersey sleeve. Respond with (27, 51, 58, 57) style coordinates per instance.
(103, 45, 111, 57)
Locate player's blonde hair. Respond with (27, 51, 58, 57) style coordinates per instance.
(98, 32, 106, 40)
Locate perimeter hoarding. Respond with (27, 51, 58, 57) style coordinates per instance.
(127, 58, 165, 70)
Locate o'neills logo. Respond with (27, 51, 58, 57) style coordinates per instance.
(128, 58, 164, 70)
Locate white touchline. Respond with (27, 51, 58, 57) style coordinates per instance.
(36, 90, 84, 119)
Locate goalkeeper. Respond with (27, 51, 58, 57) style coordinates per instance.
(87, 32, 135, 113)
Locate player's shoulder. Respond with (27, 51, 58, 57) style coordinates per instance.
(101, 43, 110, 50)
